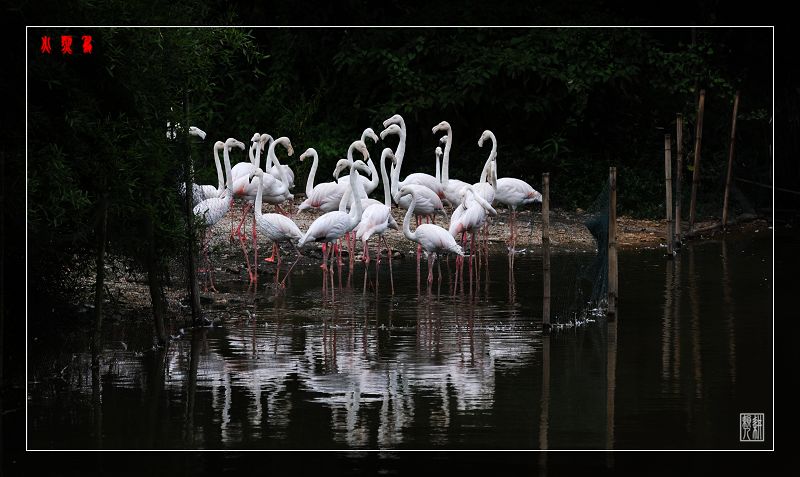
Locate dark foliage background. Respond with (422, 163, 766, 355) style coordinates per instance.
(3, 1, 788, 473)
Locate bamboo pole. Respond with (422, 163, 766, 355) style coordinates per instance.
(689, 89, 706, 230)
(675, 114, 683, 246)
(722, 91, 741, 228)
(607, 167, 618, 320)
(542, 173, 551, 332)
(664, 134, 674, 257)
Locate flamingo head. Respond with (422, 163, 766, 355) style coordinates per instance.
(435, 146, 442, 159)
(530, 190, 543, 203)
(398, 184, 415, 199)
(439, 135, 448, 146)
(188, 126, 206, 140)
(250, 132, 261, 143)
(478, 130, 493, 148)
(226, 138, 246, 150)
(382, 113, 404, 128)
(380, 124, 401, 141)
(362, 127, 379, 144)
(381, 147, 396, 165)
(431, 120, 451, 135)
(259, 133, 272, 151)
(248, 167, 265, 181)
(214, 140, 225, 152)
(299, 148, 316, 162)
(353, 140, 370, 161)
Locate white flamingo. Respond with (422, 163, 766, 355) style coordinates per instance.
(264, 136, 296, 202)
(432, 121, 471, 207)
(354, 148, 400, 294)
(399, 185, 464, 290)
(493, 177, 542, 253)
(250, 168, 304, 287)
(298, 140, 370, 282)
(474, 130, 499, 205)
(381, 125, 446, 221)
(448, 185, 498, 285)
(230, 135, 294, 279)
(179, 127, 223, 207)
(382, 114, 446, 200)
(297, 148, 348, 213)
(231, 133, 271, 185)
(192, 137, 244, 292)
(435, 144, 443, 183)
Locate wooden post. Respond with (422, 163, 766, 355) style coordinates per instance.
(664, 134, 674, 257)
(688, 89, 706, 231)
(542, 173, 551, 332)
(675, 114, 683, 246)
(722, 91, 741, 228)
(607, 167, 618, 320)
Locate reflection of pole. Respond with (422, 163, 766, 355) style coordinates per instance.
(606, 320, 618, 452)
(672, 258, 682, 391)
(539, 334, 550, 474)
(722, 240, 736, 384)
(675, 114, 684, 246)
(184, 329, 204, 446)
(662, 256, 674, 385)
(722, 91, 741, 229)
(542, 173, 551, 332)
(689, 89, 706, 231)
(607, 167, 618, 320)
(92, 360, 103, 449)
(664, 134, 674, 257)
(688, 246, 703, 400)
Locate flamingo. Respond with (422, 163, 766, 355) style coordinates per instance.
(249, 168, 304, 288)
(382, 114, 446, 200)
(335, 128, 381, 196)
(448, 185, 498, 287)
(263, 136, 296, 209)
(192, 137, 244, 292)
(399, 185, 464, 290)
(231, 133, 271, 185)
(297, 148, 348, 213)
(298, 140, 370, 285)
(231, 136, 294, 279)
(179, 127, 225, 207)
(494, 176, 543, 254)
(354, 147, 399, 294)
(432, 121, 471, 207)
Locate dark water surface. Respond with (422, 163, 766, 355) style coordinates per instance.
(27, 231, 773, 450)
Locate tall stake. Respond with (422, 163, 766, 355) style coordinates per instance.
(675, 114, 683, 246)
(722, 91, 741, 228)
(542, 173, 551, 332)
(689, 89, 706, 230)
(607, 167, 618, 320)
(664, 134, 674, 257)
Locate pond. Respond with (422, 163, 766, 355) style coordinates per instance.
(27, 231, 773, 451)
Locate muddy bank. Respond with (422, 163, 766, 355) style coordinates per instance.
(67, 195, 770, 318)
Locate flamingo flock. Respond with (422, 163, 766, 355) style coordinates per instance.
(187, 114, 542, 294)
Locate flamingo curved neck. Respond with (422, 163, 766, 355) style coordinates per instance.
(305, 150, 318, 197)
(380, 153, 392, 207)
(480, 136, 497, 184)
(391, 129, 407, 195)
(222, 145, 234, 196)
(441, 125, 452, 185)
(346, 145, 364, 227)
(254, 175, 264, 217)
(269, 138, 291, 187)
(213, 146, 225, 191)
(402, 192, 417, 241)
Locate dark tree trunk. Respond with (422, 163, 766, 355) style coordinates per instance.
(92, 194, 108, 367)
(145, 216, 169, 346)
(183, 94, 203, 323)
